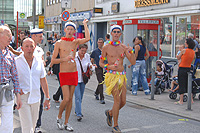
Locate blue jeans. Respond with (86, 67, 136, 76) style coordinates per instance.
(48, 44, 53, 53)
(74, 82, 85, 117)
(131, 60, 150, 94)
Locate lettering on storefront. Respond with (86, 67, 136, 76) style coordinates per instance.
(69, 11, 92, 21)
(123, 20, 133, 24)
(135, 0, 170, 8)
(138, 20, 159, 24)
(93, 8, 103, 13)
(110, 21, 118, 25)
(111, 2, 120, 13)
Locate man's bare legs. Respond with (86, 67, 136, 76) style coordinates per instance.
(58, 85, 76, 124)
(64, 85, 75, 124)
(108, 81, 126, 127)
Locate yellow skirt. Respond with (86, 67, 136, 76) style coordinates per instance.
(104, 72, 127, 95)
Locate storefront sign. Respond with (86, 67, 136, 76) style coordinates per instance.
(69, 11, 92, 21)
(111, 2, 120, 13)
(38, 16, 44, 29)
(138, 20, 159, 24)
(44, 16, 60, 24)
(93, 8, 103, 13)
(135, 0, 170, 8)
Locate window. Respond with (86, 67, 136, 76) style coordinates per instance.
(176, 15, 200, 54)
(160, 17, 173, 57)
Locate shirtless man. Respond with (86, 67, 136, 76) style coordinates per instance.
(51, 19, 90, 131)
(99, 25, 136, 132)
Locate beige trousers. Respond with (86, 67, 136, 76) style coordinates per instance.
(0, 95, 14, 133)
(18, 93, 40, 133)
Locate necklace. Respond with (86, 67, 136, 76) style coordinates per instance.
(61, 37, 75, 41)
(108, 41, 121, 46)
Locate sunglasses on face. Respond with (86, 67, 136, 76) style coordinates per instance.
(112, 31, 121, 33)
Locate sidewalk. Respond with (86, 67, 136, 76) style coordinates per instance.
(86, 74, 200, 122)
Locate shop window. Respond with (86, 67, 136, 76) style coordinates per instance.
(176, 15, 200, 55)
(50, 0, 52, 5)
(52, 0, 55, 4)
(159, 17, 173, 57)
(47, 0, 50, 6)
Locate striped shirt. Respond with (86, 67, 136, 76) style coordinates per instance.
(0, 47, 20, 93)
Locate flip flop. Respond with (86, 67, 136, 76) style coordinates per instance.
(174, 101, 183, 105)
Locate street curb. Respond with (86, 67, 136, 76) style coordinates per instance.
(85, 87, 200, 122)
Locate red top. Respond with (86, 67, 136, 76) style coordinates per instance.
(179, 49, 195, 68)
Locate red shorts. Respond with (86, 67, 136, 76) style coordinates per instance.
(59, 71, 78, 87)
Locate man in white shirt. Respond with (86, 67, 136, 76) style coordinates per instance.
(15, 38, 50, 133)
(8, 29, 46, 132)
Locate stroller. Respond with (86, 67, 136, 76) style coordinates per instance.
(153, 60, 177, 94)
(169, 64, 200, 101)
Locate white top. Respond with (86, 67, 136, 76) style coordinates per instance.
(16, 45, 44, 59)
(34, 45, 44, 59)
(15, 53, 46, 104)
(156, 71, 164, 75)
(75, 52, 92, 83)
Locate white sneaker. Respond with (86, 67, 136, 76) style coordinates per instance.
(64, 123, 74, 131)
(57, 117, 64, 130)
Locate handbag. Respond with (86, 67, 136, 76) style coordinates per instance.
(77, 57, 91, 84)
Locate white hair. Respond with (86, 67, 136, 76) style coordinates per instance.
(0, 25, 11, 37)
(188, 33, 194, 38)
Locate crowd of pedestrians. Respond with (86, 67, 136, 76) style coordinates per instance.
(1, 18, 200, 133)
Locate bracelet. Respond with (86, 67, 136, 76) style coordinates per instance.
(45, 98, 51, 101)
(104, 64, 109, 70)
(99, 55, 107, 61)
(48, 67, 52, 71)
(129, 49, 135, 54)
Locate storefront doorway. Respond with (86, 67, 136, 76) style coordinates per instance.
(122, 19, 161, 89)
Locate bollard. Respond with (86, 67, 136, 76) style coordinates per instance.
(187, 72, 192, 111)
(150, 68, 155, 100)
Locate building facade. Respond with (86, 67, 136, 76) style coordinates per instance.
(14, 0, 44, 30)
(44, 0, 95, 50)
(0, 0, 15, 26)
(92, 0, 200, 59)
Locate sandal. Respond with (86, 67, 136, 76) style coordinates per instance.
(174, 101, 183, 105)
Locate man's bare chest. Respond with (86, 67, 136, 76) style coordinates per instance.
(59, 42, 77, 56)
(107, 46, 125, 57)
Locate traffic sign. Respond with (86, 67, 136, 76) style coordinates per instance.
(1, 20, 4, 25)
(18, 12, 27, 22)
(61, 10, 70, 21)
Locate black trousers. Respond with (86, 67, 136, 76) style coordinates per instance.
(95, 67, 104, 100)
(178, 67, 190, 94)
(53, 73, 63, 101)
(36, 86, 44, 128)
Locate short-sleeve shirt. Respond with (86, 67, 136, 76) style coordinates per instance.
(90, 48, 101, 67)
(34, 46, 44, 59)
(15, 53, 46, 104)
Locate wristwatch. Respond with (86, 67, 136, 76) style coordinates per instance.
(46, 98, 51, 101)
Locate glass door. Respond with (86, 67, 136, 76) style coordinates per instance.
(137, 30, 158, 82)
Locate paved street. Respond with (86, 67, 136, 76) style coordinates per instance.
(13, 73, 200, 133)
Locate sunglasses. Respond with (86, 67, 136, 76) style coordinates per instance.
(112, 31, 121, 33)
